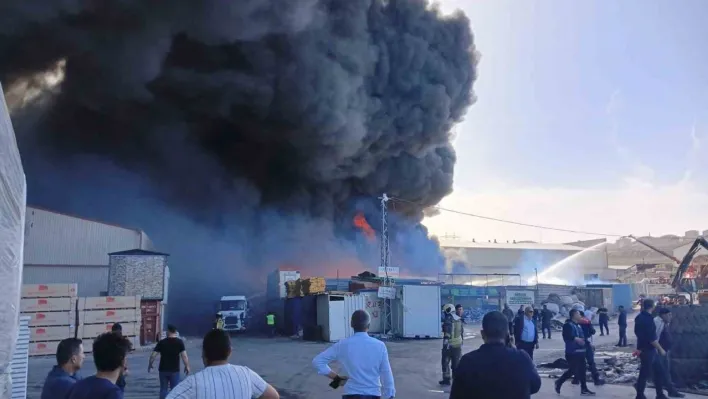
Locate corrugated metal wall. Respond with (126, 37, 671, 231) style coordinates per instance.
(24, 207, 151, 266)
(23, 265, 109, 297)
(10, 316, 29, 399)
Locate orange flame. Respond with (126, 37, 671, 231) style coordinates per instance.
(353, 212, 376, 242)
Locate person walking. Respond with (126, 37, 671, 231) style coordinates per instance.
(503, 304, 515, 337)
(41, 338, 85, 399)
(540, 304, 553, 339)
(148, 324, 191, 399)
(555, 309, 595, 396)
(266, 312, 276, 337)
(438, 304, 465, 386)
(617, 305, 628, 347)
(312, 310, 395, 399)
(214, 313, 225, 330)
(635, 298, 667, 399)
(598, 307, 609, 336)
(513, 307, 538, 360)
(450, 311, 541, 399)
(66, 332, 132, 399)
(654, 308, 685, 398)
(111, 323, 128, 393)
(573, 311, 604, 386)
(166, 329, 280, 399)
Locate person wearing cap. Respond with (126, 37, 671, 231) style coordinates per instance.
(513, 306, 539, 360)
(654, 308, 685, 398)
(439, 303, 464, 385)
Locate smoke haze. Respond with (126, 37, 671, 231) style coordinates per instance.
(0, 0, 478, 332)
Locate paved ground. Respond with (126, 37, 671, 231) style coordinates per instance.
(26, 322, 703, 398)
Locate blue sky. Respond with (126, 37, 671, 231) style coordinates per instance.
(425, 0, 708, 242)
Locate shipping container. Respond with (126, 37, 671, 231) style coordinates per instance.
(81, 308, 141, 324)
(359, 290, 384, 333)
(79, 295, 141, 311)
(140, 314, 161, 346)
(316, 293, 366, 342)
(267, 298, 287, 332)
(22, 265, 109, 297)
(30, 325, 72, 342)
(24, 206, 151, 266)
(267, 269, 301, 299)
(140, 300, 161, 316)
(392, 285, 442, 338)
(284, 296, 318, 337)
(21, 297, 75, 313)
(23, 311, 74, 327)
(22, 283, 78, 298)
(612, 284, 634, 311)
(81, 322, 140, 339)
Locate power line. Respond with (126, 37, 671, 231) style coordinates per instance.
(389, 196, 625, 238)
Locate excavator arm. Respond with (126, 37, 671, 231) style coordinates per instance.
(671, 236, 708, 293)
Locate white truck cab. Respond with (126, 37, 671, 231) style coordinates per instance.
(218, 295, 249, 332)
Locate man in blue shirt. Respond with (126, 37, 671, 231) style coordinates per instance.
(41, 338, 85, 399)
(513, 307, 539, 359)
(67, 332, 132, 399)
(313, 310, 395, 399)
(450, 311, 541, 399)
(635, 299, 667, 399)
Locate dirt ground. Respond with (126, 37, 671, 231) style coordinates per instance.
(26, 321, 700, 399)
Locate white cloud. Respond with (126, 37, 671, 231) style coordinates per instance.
(424, 176, 708, 244)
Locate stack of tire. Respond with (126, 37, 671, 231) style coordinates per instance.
(543, 294, 585, 318)
(667, 305, 708, 387)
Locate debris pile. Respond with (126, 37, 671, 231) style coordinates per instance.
(537, 351, 639, 384)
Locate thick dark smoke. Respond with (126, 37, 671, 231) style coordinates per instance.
(0, 0, 478, 333)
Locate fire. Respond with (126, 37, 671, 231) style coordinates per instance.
(353, 212, 376, 241)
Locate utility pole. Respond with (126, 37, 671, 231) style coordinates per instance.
(379, 193, 392, 338)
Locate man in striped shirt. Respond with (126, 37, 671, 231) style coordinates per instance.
(166, 329, 280, 399)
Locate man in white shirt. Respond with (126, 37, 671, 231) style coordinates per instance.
(313, 310, 395, 399)
(166, 329, 280, 399)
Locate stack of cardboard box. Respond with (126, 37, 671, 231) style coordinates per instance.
(78, 296, 141, 351)
(21, 284, 77, 356)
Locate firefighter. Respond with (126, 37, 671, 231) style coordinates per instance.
(266, 312, 276, 337)
(214, 313, 224, 330)
(439, 303, 464, 386)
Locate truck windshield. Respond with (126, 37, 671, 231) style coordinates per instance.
(221, 300, 246, 311)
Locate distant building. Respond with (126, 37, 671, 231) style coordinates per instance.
(23, 206, 154, 296)
(438, 240, 613, 283)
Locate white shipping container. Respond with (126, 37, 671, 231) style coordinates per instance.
(267, 270, 300, 299)
(359, 290, 383, 333)
(392, 285, 442, 338)
(316, 294, 366, 342)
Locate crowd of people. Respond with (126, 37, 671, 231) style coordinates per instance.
(38, 298, 687, 399)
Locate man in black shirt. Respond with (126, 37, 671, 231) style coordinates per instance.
(616, 305, 628, 347)
(148, 325, 191, 399)
(450, 311, 541, 399)
(635, 299, 666, 399)
(597, 307, 609, 336)
(540, 305, 553, 339)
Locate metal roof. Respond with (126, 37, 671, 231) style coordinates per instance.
(439, 240, 584, 252)
(108, 249, 169, 256)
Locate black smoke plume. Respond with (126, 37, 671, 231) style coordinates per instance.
(0, 0, 478, 332)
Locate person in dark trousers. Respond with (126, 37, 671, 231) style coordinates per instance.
(503, 304, 515, 338)
(598, 307, 609, 336)
(617, 305, 628, 347)
(439, 304, 464, 385)
(541, 304, 553, 339)
(148, 324, 191, 399)
(266, 312, 276, 337)
(450, 311, 541, 399)
(573, 311, 604, 386)
(555, 309, 595, 396)
(66, 332, 132, 399)
(111, 323, 128, 392)
(635, 298, 667, 399)
(41, 338, 85, 399)
(653, 308, 685, 398)
(513, 306, 539, 360)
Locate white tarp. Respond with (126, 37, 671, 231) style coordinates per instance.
(0, 83, 27, 398)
